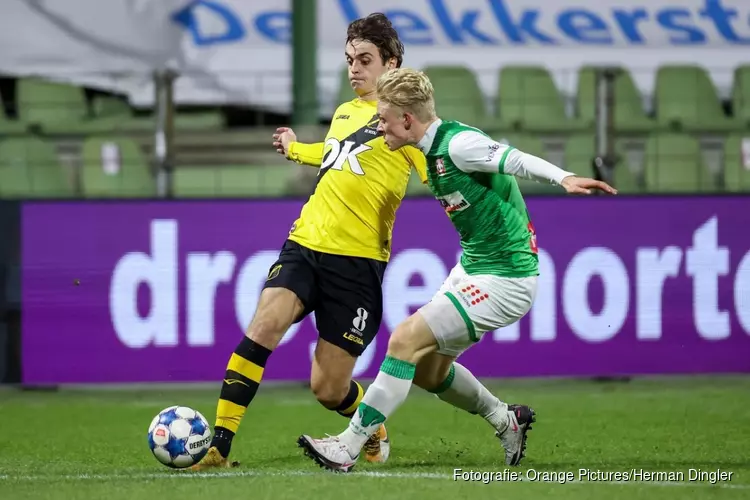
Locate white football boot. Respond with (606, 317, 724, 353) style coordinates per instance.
(496, 404, 536, 466)
(297, 434, 359, 473)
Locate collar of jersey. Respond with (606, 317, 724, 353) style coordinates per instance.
(416, 118, 442, 154)
(352, 97, 377, 107)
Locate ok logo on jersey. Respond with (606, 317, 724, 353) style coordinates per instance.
(321, 138, 371, 176)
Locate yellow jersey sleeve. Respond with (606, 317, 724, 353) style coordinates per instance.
(403, 147, 428, 183)
(287, 142, 325, 167)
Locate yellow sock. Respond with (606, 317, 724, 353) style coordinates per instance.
(334, 380, 364, 418)
(214, 337, 271, 438)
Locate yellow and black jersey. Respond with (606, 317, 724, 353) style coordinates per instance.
(286, 98, 427, 262)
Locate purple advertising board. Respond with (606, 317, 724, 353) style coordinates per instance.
(21, 197, 750, 384)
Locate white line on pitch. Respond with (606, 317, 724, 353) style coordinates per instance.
(0, 470, 747, 489)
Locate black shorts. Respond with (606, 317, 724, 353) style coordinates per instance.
(262, 239, 387, 356)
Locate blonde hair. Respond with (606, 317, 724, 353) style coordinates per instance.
(376, 68, 436, 122)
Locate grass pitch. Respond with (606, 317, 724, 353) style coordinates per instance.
(1, 376, 748, 499)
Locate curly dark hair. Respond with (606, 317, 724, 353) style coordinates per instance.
(346, 13, 404, 68)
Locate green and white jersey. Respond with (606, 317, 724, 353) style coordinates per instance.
(416, 119, 573, 278)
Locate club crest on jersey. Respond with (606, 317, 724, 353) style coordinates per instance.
(436, 191, 470, 213)
(436, 157, 446, 175)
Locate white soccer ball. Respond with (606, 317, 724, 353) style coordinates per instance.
(147, 405, 212, 468)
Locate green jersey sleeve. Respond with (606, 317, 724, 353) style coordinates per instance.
(448, 130, 575, 185)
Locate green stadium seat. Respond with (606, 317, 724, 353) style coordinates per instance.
(562, 134, 598, 178)
(0, 84, 24, 133)
(644, 133, 716, 192)
(731, 66, 750, 130)
(563, 134, 641, 193)
(496, 66, 579, 134)
(500, 134, 545, 158)
(612, 156, 642, 194)
(423, 65, 488, 126)
(405, 168, 431, 197)
(94, 95, 223, 133)
(89, 95, 152, 133)
(17, 78, 222, 135)
(576, 67, 654, 133)
(80, 137, 155, 197)
(17, 78, 90, 128)
(16, 78, 127, 135)
(94, 95, 133, 118)
(337, 67, 354, 106)
(173, 164, 295, 198)
(0, 136, 71, 198)
(722, 134, 750, 192)
(655, 66, 736, 133)
(0, 110, 25, 134)
(172, 109, 224, 130)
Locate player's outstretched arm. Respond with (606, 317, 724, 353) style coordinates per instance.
(448, 131, 616, 195)
(559, 175, 617, 195)
(504, 151, 617, 194)
(272, 127, 325, 167)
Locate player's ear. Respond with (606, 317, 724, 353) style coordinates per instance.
(386, 57, 397, 70)
(403, 111, 412, 130)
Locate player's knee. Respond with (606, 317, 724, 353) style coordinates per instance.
(387, 320, 419, 362)
(387, 313, 437, 365)
(245, 316, 285, 348)
(310, 378, 349, 409)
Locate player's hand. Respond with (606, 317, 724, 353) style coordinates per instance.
(560, 175, 618, 195)
(272, 127, 297, 158)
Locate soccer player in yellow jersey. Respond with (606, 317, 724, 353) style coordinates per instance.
(191, 13, 427, 470)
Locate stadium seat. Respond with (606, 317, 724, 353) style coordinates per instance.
(91, 95, 153, 132)
(722, 134, 750, 192)
(495, 134, 561, 195)
(423, 65, 488, 126)
(80, 137, 156, 197)
(337, 67, 354, 106)
(563, 134, 641, 193)
(731, 65, 750, 130)
(655, 66, 736, 133)
(0, 109, 25, 134)
(405, 168, 431, 197)
(171, 109, 225, 130)
(562, 134, 597, 178)
(16, 78, 90, 128)
(0, 136, 72, 198)
(173, 164, 295, 198)
(17, 77, 222, 135)
(16, 78, 124, 135)
(495, 66, 578, 134)
(644, 133, 716, 192)
(0, 83, 24, 133)
(576, 67, 654, 134)
(95, 95, 223, 133)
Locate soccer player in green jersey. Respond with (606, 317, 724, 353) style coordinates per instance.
(297, 68, 617, 473)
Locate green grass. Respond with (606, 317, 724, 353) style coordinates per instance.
(1, 376, 749, 499)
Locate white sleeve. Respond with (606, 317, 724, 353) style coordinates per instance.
(448, 130, 576, 185)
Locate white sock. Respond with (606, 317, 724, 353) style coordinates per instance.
(338, 355, 415, 455)
(435, 363, 509, 432)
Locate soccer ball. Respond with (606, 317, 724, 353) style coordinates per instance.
(147, 406, 212, 468)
